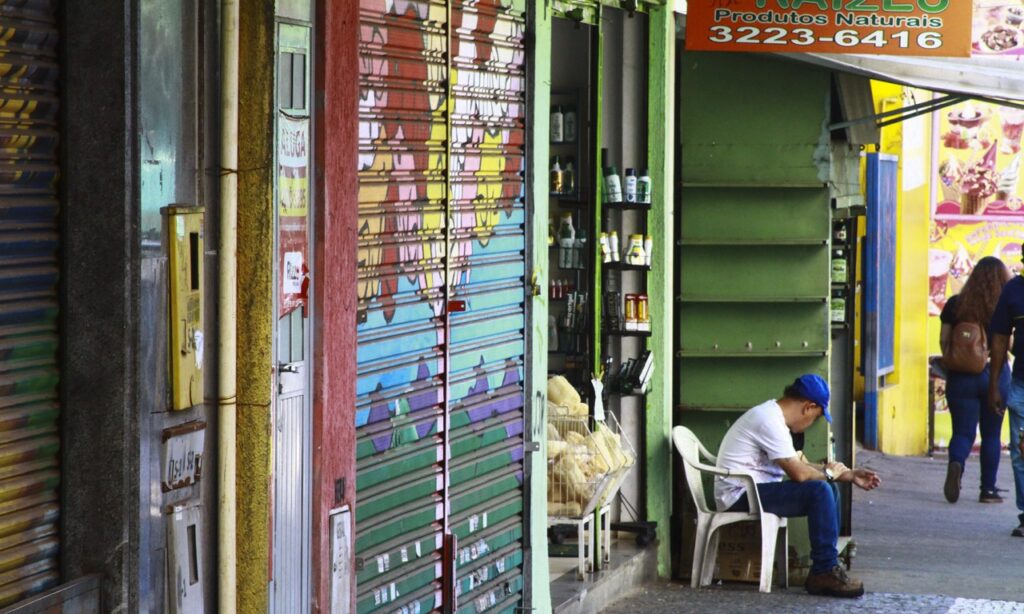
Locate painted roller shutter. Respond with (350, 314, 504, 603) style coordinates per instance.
(357, 0, 527, 611)
(0, 0, 61, 607)
(447, 1, 526, 611)
(357, 1, 450, 612)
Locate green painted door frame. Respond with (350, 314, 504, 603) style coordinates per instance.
(524, 3, 676, 605)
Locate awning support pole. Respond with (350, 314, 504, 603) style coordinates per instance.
(829, 94, 964, 133)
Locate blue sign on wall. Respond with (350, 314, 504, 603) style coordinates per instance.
(864, 153, 899, 449)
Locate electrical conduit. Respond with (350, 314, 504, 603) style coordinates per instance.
(219, 0, 239, 612)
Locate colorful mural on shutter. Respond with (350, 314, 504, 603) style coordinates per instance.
(447, 1, 526, 611)
(0, 0, 61, 606)
(356, 0, 526, 611)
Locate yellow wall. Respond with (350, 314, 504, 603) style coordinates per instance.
(236, 1, 275, 611)
(872, 83, 931, 455)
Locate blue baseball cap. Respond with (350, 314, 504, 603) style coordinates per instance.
(791, 374, 831, 423)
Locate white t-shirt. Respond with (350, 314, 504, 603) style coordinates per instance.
(713, 399, 798, 510)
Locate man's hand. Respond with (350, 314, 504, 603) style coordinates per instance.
(841, 468, 881, 491)
(988, 388, 1006, 417)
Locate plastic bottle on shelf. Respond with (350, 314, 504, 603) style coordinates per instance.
(644, 235, 653, 267)
(550, 156, 563, 194)
(832, 249, 847, 283)
(603, 166, 623, 203)
(551, 105, 563, 143)
(572, 233, 584, 269)
(563, 157, 576, 195)
(624, 168, 637, 203)
(609, 231, 620, 262)
(637, 168, 652, 204)
(564, 104, 577, 142)
(627, 234, 646, 266)
(558, 212, 576, 269)
(599, 232, 612, 264)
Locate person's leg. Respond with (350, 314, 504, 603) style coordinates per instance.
(752, 480, 838, 574)
(945, 372, 979, 465)
(977, 390, 1005, 493)
(1006, 377, 1024, 516)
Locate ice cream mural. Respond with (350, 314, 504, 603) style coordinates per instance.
(973, 2, 1024, 58)
(936, 102, 1024, 219)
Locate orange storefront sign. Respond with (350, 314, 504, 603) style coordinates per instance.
(685, 1, 973, 57)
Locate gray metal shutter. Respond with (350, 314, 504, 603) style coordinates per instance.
(0, 0, 61, 607)
(356, 0, 527, 611)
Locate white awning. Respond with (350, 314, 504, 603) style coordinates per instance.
(781, 53, 1024, 103)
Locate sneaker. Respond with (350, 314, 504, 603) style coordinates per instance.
(944, 461, 962, 503)
(805, 565, 865, 598)
(980, 489, 1003, 503)
(1013, 514, 1024, 537)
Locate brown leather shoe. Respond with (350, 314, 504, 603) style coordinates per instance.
(805, 565, 865, 598)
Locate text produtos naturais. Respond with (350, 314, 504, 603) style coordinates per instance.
(712, 9, 943, 28)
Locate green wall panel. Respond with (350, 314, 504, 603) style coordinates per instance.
(680, 187, 830, 242)
(677, 356, 827, 411)
(678, 245, 828, 301)
(679, 52, 831, 187)
(678, 302, 828, 355)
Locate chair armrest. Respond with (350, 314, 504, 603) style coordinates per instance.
(716, 468, 767, 515)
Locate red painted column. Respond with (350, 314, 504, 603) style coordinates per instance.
(312, 0, 359, 611)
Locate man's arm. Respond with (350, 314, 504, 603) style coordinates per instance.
(776, 457, 879, 491)
(775, 456, 829, 482)
(989, 333, 1010, 415)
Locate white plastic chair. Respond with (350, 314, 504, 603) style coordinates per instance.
(672, 425, 788, 593)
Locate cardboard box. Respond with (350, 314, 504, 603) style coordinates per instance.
(716, 522, 762, 583)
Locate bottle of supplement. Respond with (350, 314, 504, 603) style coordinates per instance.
(832, 249, 847, 283)
(563, 104, 577, 142)
(627, 234, 646, 266)
(550, 156, 562, 194)
(637, 168, 652, 204)
(609, 231, 620, 262)
(624, 168, 637, 203)
(558, 213, 575, 269)
(551, 105, 563, 142)
(603, 166, 623, 203)
(563, 157, 576, 194)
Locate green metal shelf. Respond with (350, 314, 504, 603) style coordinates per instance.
(603, 262, 650, 271)
(677, 295, 828, 303)
(603, 329, 652, 338)
(604, 201, 651, 211)
(678, 239, 827, 246)
(677, 405, 747, 414)
(676, 349, 827, 358)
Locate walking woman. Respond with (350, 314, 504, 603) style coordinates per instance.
(940, 256, 1013, 503)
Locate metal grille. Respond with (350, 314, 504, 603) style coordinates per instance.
(0, 0, 61, 607)
(356, 0, 527, 611)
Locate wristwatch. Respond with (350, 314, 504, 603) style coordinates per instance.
(824, 467, 836, 483)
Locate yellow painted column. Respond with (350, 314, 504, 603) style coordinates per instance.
(236, 1, 275, 611)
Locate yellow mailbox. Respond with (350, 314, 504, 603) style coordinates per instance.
(164, 205, 205, 410)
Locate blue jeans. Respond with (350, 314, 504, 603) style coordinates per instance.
(728, 480, 839, 574)
(946, 366, 1009, 491)
(1005, 377, 1024, 512)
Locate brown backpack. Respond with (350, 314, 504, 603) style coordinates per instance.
(942, 321, 988, 374)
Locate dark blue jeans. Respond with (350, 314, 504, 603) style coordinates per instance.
(946, 365, 1009, 491)
(728, 480, 839, 575)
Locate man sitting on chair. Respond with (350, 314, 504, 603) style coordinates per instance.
(715, 374, 881, 598)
